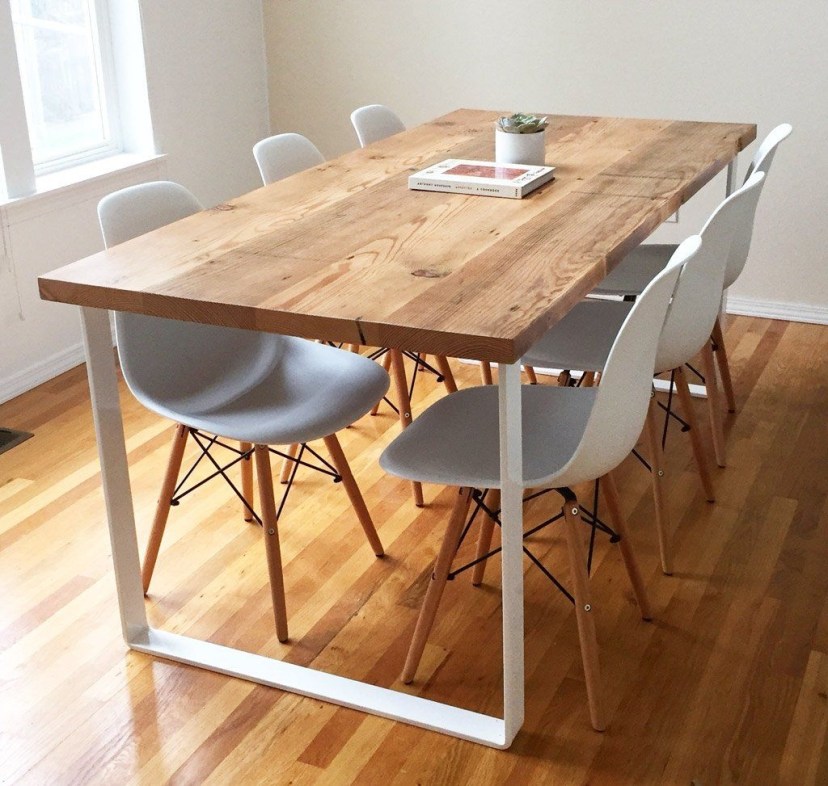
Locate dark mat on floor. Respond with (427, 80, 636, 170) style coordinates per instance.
(0, 428, 33, 456)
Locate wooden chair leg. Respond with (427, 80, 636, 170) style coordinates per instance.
(580, 371, 596, 388)
(240, 441, 254, 521)
(402, 487, 473, 684)
(254, 445, 289, 642)
(558, 370, 571, 386)
(601, 472, 653, 620)
(347, 343, 360, 353)
(674, 366, 716, 502)
(390, 349, 424, 506)
(142, 424, 189, 594)
(370, 352, 394, 416)
(322, 433, 384, 556)
(480, 361, 494, 385)
(701, 342, 727, 468)
(279, 443, 300, 484)
(644, 395, 673, 575)
(435, 355, 458, 393)
(524, 365, 539, 384)
(562, 492, 606, 732)
(712, 316, 737, 413)
(472, 489, 500, 586)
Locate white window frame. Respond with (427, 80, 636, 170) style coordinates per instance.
(0, 0, 123, 199)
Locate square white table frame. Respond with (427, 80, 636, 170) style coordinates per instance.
(81, 306, 526, 749)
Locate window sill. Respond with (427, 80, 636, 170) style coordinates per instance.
(0, 152, 167, 219)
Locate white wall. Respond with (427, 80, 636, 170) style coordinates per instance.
(1, 1, 269, 404)
(263, 0, 828, 322)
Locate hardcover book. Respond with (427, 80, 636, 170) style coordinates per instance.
(408, 159, 555, 199)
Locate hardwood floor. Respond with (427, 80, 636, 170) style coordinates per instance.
(1, 315, 826, 785)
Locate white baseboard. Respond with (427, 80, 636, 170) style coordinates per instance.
(0, 343, 86, 405)
(725, 296, 828, 325)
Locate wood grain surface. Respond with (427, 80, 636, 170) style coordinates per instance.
(38, 110, 755, 362)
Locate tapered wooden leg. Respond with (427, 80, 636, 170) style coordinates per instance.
(390, 349, 424, 506)
(240, 441, 254, 521)
(580, 371, 596, 388)
(254, 445, 289, 642)
(558, 370, 571, 386)
(370, 352, 394, 416)
(435, 355, 458, 393)
(524, 366, 539, 384)
(402, 487, 472, 683)
(472, 489, 500, 586)
(674, 366, 716, 502)
(322, 433, 384, 556)
(601, 473, 653, 620)
(701, 342, 727, 468)
(142, 424, 189, 594)
(480, 361, 494, 385)
(279, 443, 300, 484)
(562, 493, 606, 732)
(712, 316, 736, 413)
(347, 343, 360, 353)
(643, 395, 673, 574)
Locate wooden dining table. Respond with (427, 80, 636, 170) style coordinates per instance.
(38, 109, 755, 748)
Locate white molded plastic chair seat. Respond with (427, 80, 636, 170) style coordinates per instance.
(350, 104, 406, 148)
(118, 318, 389, 446)
(587, 245, 674, 299)
(380, 239, 693, 732)
(253, 132, 325, 185)
(590, 123, 791, 298)
(522, 300, 631, 372)
(381, 384, 597, 489)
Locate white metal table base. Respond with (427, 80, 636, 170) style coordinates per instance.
(80, 306, 526, 749)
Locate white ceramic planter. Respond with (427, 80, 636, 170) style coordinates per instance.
(495, 128, 546, 166)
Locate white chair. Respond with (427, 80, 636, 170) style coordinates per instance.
(521, 172, 766, 574)
(98, 181, 390, 642)
(380, 237, 697, 731)
(589, 124, 792, 413)
(253, 132, 325, 185)
(350, 104, 406, 148)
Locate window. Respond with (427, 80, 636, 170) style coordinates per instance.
(11, 0, 118, 173)
(0, 0, 127, 198)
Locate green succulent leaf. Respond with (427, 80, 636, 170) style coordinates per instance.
(497, 113, 549, 134)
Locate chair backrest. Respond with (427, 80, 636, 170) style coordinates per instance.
(657, 171, 765, 371)
(98, 181, 281, 414)
(253, 132, 325, 185)
(350, 104, 406, 147)
(723, 123, 792, 289)
(551, 236, 699, 487)
(745, 123, 793, 180)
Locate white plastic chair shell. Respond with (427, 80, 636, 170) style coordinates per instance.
(379, 236, 697, 491)
(253, 133, 325, 185)
(350, 104, 406, 148)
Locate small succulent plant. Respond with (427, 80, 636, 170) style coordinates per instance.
(497, 113, 549, 134)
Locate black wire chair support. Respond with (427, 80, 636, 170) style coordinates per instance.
(444, 482, 621, 604)
(169, 430, 342, 529)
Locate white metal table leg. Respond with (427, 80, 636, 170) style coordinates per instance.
(80, 305, 523, 748)
(498, 361, 526, 745)
(80, 307, 147, 638)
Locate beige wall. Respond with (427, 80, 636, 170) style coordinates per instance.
(263, 1, 828, 320)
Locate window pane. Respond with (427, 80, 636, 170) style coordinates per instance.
(11, 0, 111, 168)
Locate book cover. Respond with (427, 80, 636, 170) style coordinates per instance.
(408, 159, 556, 199)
